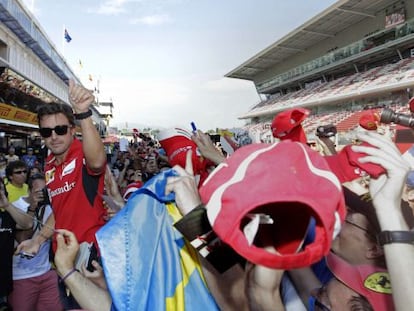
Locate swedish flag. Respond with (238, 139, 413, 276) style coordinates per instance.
(96, 170, 219, 311)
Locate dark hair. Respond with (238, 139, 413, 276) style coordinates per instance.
(29, 165, 43, 176)
(27, 173, 45, 191)
(37, 102, 75, 126)
(5, 160, 27, 180)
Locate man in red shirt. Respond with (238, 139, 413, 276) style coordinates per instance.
(16, 79, 106, 255)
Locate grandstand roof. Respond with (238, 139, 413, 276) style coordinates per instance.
(226, 0, 396, 80)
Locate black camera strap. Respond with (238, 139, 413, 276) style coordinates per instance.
(33, 204, 47, 232)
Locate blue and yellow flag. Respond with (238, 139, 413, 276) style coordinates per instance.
(96, 169, 219, 311)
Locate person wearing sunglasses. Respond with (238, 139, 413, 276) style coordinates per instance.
(8, 173, 63, 311)
(15, 79, 106, 309)
(0, 176, 33, 310)
(5, 160, 28, 203)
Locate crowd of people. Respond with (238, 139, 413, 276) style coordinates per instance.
(0, 80, 414, 311)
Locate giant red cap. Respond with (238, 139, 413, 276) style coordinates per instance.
(271, 108, 310, 143)
(199, 141, 346, 269)
(326, 252, 394, 311)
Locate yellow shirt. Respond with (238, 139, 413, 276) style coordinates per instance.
(6, 183, 28, 203)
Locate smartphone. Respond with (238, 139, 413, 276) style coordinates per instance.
(86, 243, 100, 272)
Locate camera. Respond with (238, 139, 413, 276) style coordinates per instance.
(380, 108, 414, 128)
(38, 187, 50, 206)
(315, 124, 337, 138)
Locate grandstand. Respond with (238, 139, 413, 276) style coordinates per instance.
(226, 0, 414, 145)
(0, 0, 110, 153)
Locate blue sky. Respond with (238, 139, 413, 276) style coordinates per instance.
(22, 0, 337, 131)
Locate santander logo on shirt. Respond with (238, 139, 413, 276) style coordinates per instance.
(49, 181, 76, 198)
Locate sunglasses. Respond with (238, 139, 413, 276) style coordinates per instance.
(13, 170, 27, 175)
(39, 125, 70, 138)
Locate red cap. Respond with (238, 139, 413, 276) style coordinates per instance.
(325, 143, 386, 183)
(359, 111, 380, 130)
(123, 181, 143, 201)
(271, 108, 310, 143)
(199, 141, 346, 269)
(326, 252, 394, 311)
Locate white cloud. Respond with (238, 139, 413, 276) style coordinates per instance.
(203, 77, 255, 92)
(96, 75, 258, 131)
(129, 14, 171, 26)
(97, 77, 192, 128)
(91, 0, 141, 15)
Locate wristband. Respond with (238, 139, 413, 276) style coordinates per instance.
(377, 230, 414, 246)
(60, 267, 79, 283)
(74, 109, 92, 120)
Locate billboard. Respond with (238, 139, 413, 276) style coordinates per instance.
(385, 7, 406, 29)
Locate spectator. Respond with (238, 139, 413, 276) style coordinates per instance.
(0, 177, 32, 309)
(8, 173, 63, 311)
(142, 156, 159, 182)
(311, 252, 393, 310)
(352, 131, 414, 310)
(5, 160, 28, 202)
(5, 146, 19, 164)
(28, 165, 42, 178)
(288, 187, 389, 309)
(21, 147, 38, 169)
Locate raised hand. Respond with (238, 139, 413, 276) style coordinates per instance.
(351, 131, 410, 208)
(165, 150, 201, 215)
(68, 79, 95, 114)
(54, 229, 80, 276)
(192, 130, 226, 165)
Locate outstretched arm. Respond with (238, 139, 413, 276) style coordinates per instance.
(54, 229, 112, 311)
(352, 131, 414, 311)
(0, 191, 32, 229)
(69, 79, 106, 173)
